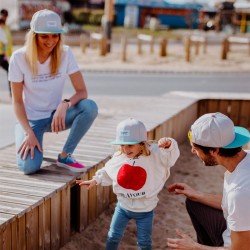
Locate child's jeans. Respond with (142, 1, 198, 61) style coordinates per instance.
(106, 203, 154, 250)
(15, 99, 98, 174)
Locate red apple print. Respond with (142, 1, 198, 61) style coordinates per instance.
(117, 164, 147, 191)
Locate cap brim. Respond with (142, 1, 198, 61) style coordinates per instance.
(111, 141, 141, 145)
(34, 30, 65, 34)
(223, 126, 250, 148)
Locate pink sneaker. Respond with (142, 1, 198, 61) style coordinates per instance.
(56, 154, 87, 172)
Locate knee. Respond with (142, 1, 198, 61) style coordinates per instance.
(107, 230, 123, 243)
(17, 152, 43, 175)
(78, 99, 98, 120)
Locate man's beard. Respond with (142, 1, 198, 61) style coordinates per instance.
(203, 154, 218, 166)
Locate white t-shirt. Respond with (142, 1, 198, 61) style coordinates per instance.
(222, 151, 250, 246)
(93, 139, 180, 212)
(8, 45, 80, 120)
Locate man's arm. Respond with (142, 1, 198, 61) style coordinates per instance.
(231, 230, 250, 250)
(168, 183, 222, 210)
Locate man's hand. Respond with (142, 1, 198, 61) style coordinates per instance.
(18, 131, 42, 160)
(168, 183, 202, 202)
(51, 102, 68, 133)
(167, 229, 199, 250)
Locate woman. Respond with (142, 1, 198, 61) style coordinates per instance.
(9, 9, 98, 174)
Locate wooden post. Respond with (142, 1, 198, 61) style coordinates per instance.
(150, 37, 154, 54)
(221, 38, 228, 60)
(99, 36, 107, 56)
(194, 41, 199, 55)
(137, 39, 142, 55)
(121, 37, 127, 62)
(159, 38, 167, 57)
(185, 35, 191, 62)
(80, 34, 87, 53)
(203, 38, 207, 54)
(104, 0, 113, 52)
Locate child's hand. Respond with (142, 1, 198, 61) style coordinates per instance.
(76, 179, 97, 190)
(158, 137, 171, 149)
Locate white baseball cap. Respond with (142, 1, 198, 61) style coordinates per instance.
(30, 9, 64, 34)
(189, 112, 250, 148)
(111, 118, 147, 145)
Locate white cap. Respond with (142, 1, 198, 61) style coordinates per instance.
(111, 118, 147, 145)
(30, 9, 64, 34)
(190, 112, 250, 148)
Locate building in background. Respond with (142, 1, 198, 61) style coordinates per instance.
(114, 0, 203, 29)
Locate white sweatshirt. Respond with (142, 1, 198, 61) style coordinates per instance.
(93, 139, 180, 212)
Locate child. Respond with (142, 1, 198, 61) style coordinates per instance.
(76, 118, 180, 250)
(0, 18, 10, 96)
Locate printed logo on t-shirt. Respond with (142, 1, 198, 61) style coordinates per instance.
(32, 72, 62, 83)
(117, 163, 147, 191)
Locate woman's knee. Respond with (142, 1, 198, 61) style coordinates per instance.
(77, 99, 98, 120)
(17, 151, 43, 175)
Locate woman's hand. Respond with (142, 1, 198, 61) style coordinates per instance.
(18, 131, 42, 160)
(76, 179, 97, 190)
(51, 102, 69, 133)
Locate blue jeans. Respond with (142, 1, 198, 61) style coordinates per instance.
(106, 203, 154, 250)
(15, 99, 98, 174)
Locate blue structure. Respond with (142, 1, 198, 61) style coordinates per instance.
(114, 0, 204, 28)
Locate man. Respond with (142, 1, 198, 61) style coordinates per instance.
(167, 112, 250, 249)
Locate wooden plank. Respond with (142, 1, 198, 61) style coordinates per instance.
(11, 220, 18, 250)
(1, 223, 11, 250)
(60, 186, 71, 246)
(197, 99, 208, 117)
(0, 175, 65, 189)
(0, 184, 56, 200)
(18, 216, 26, 250)
(38, 203, 45, 250)
(0, 193, 43, 209)
(207, 100, 220, 113)
(229, 100, 241, 124)
(0, 213, 15, 231)
(87, 166, 97, 225)
(26, 207, 39, 250)
(239, 100, 250, 128)
(51, 192, 61, 250)
(77, 173, 88, 232)
(96, 163, 110, 216)
(0, 166, 74, 185)
(0, 201, 30, 218)
(218, 100, 231, 116)
(43, 199, 51, 250)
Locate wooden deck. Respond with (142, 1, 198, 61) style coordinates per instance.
(1, 93, 250, 250)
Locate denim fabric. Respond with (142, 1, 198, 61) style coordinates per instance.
(106, 203, 154, 250)
(15, 99, 98, 174)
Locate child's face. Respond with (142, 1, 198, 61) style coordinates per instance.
(120, 144, 142, 158)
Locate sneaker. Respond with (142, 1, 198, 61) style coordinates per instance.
(56, 154, 87, 173)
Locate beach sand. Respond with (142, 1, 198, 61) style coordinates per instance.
(60, 140, 225, 250)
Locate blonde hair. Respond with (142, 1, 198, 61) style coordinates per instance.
(24, 30, 63, 76)
(117, 142, 151, 157)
